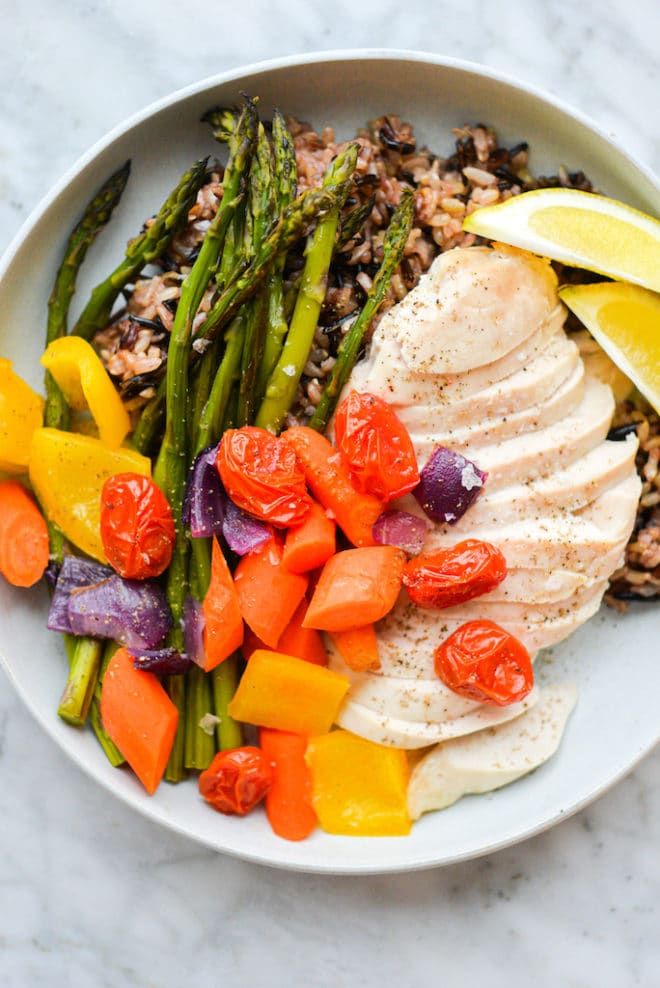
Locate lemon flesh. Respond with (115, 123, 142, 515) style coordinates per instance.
(559, 282, 660, 412)
(463, 189, 660, 293)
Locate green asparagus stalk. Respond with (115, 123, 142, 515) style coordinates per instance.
(157, 112, 258, 782)
(89, 642, 125, 767)
(336, 196, 375, 252)
(45, 160, 131, 431)
(57, 637, 104, 726)
(195, 184, 344, 350)
(212, 653, 243, 750)
(184, 663, 216, 770)
(236, 122, 276, 425)
(72, 158, 209, 341)
(195, 312, 245, 450)
(131, 382, 166, 455)
(309, 189, 414, 432)
(45, 166, 131, 726)
(256, 110, 298, 398)
(164, 675, 187, 783)
(255, 143, 359, 433)
(202, 105, 241, 144)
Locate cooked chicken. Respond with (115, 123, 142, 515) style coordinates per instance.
(329, 245, 640, 749)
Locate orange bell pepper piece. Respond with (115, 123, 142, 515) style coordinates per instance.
(306, 729, 412, 836)
(227, 648, 349, 736)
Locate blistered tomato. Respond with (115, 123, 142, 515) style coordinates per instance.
(434, 619, 533, 706)
(198, 747, 273, 815)
(100, 473, 175, 579)
(403, 539, 507, 609)
(333, 390, 420, 501)
(217, 426, 312, 527)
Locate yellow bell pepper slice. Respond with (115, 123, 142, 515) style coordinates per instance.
(41, 337, 130, 448)
(29, 428, 151, 561)
(306, 730, 412, 836)
(0, 359, 44, 474)
(227, 649, 350, 736)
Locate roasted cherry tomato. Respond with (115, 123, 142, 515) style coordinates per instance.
(434, 619, 533, 706)
(333, 391, 420, 501)
(403, 539, 507, 609)
(217, 426, 311, 528)
(100, 473, 175, 580)
(198, 746, 273, 816)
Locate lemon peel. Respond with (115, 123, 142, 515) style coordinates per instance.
(559, 282, 660, 413)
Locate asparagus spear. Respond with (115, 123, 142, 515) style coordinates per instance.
(57, 638, 104, 726)
(336, 196, 375, 252)
(42, 166, 131, 727)
(45, 160, 131, 431)
(195, 183, 344, 350)
(255, 143, 360, 433)
(256, 110, 298, 398)
(157, 111, 259, 782)
(72, 158, 209, 341)
(309, 188, 414, 432)
(236, 122, 276, 426)
(202, 105, 241, 144)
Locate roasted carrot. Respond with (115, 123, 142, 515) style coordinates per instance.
(201, 537, 244, 670)
(283, 426, 383, 547)
(278, 598, 328, 666)
(282, 499, 336, 574)
(242, 598, 328, 666)
(260, 728, 317, 841)
(329, 623, 380, 671)
(0, 480, 50, 588)
(100, 646, 178, 794)
(233, 535, 308, 648)
(303, 546, 405, 632)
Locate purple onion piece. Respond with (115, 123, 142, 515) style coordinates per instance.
(183, 594, 206, 667)
(373, 510, 431, 555)
(182, 444, 226, 538)
(222, 499, 272, 556)
(67, 575, 172, 649)
(47, 555, 115, 633)
(127, 646, 192, 675)
(412, 446, 487, 525)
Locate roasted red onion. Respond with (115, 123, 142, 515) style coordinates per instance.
(47, 555, 115, 633)
(222, 499, 272, 556)
(67, 575, 172, 649)
(373, 510, 430, 555)
(412, 447, 486, 524)
(127, 646, 191, 674)
(182, 444, 226, 538)
(183, 594, 206, 667)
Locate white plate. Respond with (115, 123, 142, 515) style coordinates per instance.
(1, 51, 658, 874)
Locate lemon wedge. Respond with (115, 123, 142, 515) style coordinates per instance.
(463, 189, 660, 293)
(559, 282, 660, 412)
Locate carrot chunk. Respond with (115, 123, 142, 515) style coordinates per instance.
(0, 480, 49, 588)
(282, 499, 336, 574)
(100, 647, 178, 794)
(303, 546, 405, 632)
(260, 728, 317, 841)
(283, 426, 383, 547)
(329, 624, 380, 671)
(240, 599, 327, 666)
(201, 538, 244, 670)
(233, 536, 308, 648)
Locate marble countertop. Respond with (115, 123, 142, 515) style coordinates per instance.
(1, 2, 658, 985)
